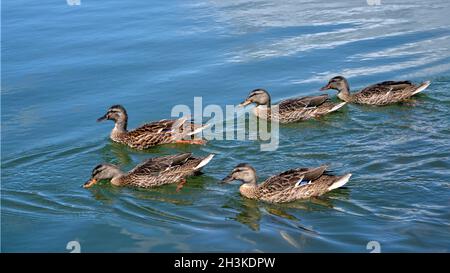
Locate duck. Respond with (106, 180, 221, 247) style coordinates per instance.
(238, 89, 346, 123)
(221, 163, 351, 203)
(320, 76, 431, 105)
(83, 153, 214, 189)
(97, 105, 208, 149)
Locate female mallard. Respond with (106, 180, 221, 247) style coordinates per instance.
(97, 105, 208, 149)
(238, 89, 346, 123)
(320, 76, 431, 105)
(222, 163, 351, 203)
(83, 153, 214, 189)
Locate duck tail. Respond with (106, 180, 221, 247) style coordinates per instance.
(186, 123, 211, 136)
(328, 102, 347, 113)
(328, 173, 352, 191)
(412, 80, 431, 95)
(194, 154, 214, 170)
(171, 115, 190, 130)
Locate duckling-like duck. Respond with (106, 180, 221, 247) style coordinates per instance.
(320, 76, 431, 105)
(97, 105, 208, 149)
(239, 89, 346, 123)
(222, 164, 351, 203)
(83, 153, 214, 189)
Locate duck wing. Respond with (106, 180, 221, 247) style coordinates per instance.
(126, 118, 205, 148)
(356, 81, 417, 104)
(129, 153, 193, 176)
(121, 119, 177, 148)
(360, 81, 414, 95)
(259, 165, 328, 195)
(129, 119, 177, 136)
(378, 81, 414, 90)
(278, 94, 329, 112)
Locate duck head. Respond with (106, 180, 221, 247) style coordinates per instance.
(97, 105, 128, 131)
(239, 89, 271, 107)
(320, 76, 350, 93)
(222, 163, 257, 185)
(83, 163, 123, 188)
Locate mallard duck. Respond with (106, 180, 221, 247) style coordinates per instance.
(97, 105, 208, 149)
(320, 76, 431, 105)
(83, 153, 214, 189)
(222, 163, 351, 203)
(238, 89, 346, 123)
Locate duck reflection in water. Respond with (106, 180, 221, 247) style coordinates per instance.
(88, 174, 215, 206)
(226, 189, 350, 232)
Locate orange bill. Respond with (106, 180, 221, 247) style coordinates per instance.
(83, 178, 98, 188)
(238, 100, 252, 107)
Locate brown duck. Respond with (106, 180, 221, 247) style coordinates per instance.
(320, 76, 431, 105)
(97, 105, 208, 149)
(84, 153, 214, 189)
(239, 89, 346, 123)
(222, 163, 351, 203)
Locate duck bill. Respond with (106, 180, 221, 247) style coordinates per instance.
(238, 100, 252, 107)
(320, 84, 331, 91)
(97, 115, 108, 122)
(221, 175, 234, 184)
(83, 178, 98, 188)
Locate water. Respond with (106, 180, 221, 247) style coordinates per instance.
(2, 0, 450, 252)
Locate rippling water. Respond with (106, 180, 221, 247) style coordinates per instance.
(2, 0, 450, 252)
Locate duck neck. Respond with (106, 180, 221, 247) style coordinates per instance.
(337, 82, 352, 102)
(254, 103, 272, 120)
(111, 117, 128, 139)
(239, 180, 259, 199)
(110, 171, 126, 186)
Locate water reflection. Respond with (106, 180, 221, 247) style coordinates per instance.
(231, 198, 262, 231)
(87, 174, 213, 206)
(228, 189, 350, 231)
(87, 183, 123, 204)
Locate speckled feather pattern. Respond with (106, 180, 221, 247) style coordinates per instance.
(111, 119, 204, 149)
(350, 81, 422, 105)
(239, 166, 348, 203)
(253, 95, 344, 123)
(115, 153, 207, 188)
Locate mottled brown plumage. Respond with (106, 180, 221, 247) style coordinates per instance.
(239, 89, 346, 123)
(83, 153, 214, 188)
(222, 163, 352, 203)
(321, 76, 431, 105)
(97, 105, 207, 149)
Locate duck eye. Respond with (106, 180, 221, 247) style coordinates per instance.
(108, 110, 120, 115)
(92, 166, 104, 177)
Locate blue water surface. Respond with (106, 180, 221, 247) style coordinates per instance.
(2, 0, 450, 252)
